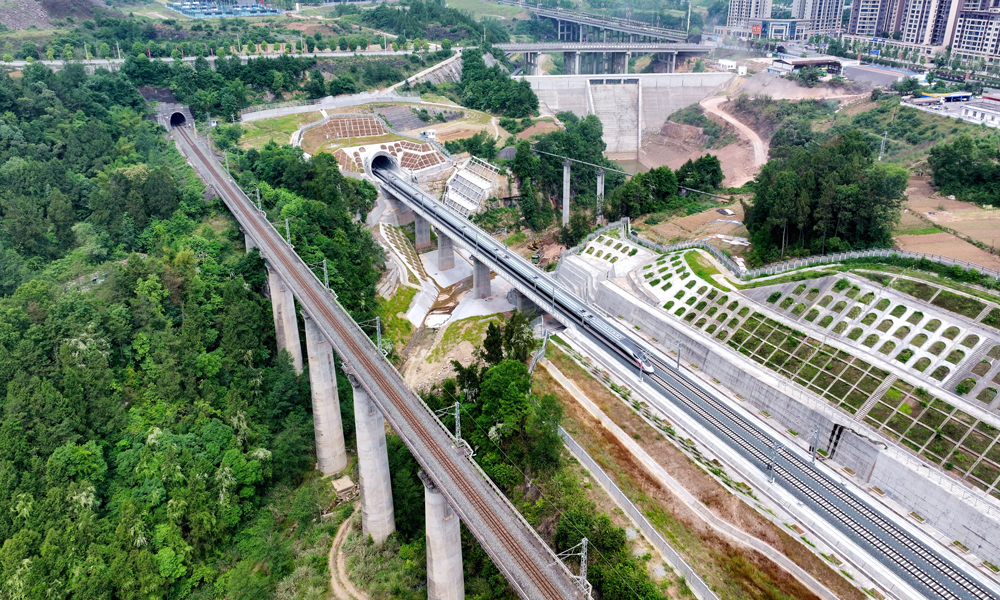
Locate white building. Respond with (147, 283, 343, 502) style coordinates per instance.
(959, 96, 1000, 127)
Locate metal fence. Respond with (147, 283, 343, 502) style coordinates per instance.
(627, 232, 746, 277)
(553, 218, 630, 275)
(560, 428, 720, 600)
(627, 233, 1000, 284)
(239, 90, 422, 118)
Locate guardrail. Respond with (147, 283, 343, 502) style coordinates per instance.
(626, 232, 1000, 284)
(560, 428, 719, 600)
(239, 90, 422, 117)
(553, 218, 630, 276)
(370, 113, 453, 160)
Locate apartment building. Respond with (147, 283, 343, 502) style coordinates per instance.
(719, 0, 842, 39)
(845, 0, 1000, 64)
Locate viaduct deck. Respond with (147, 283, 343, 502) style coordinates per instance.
(497, 42, 708, 53)
(495, 0, 688, 41)
(171, 126, 585, 600)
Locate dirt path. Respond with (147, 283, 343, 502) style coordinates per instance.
(700, 95, 767, 169)
(328, 509, 369, 600)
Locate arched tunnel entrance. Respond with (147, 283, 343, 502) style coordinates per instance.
(169, 112, 187, 127)
(370, 153, 397, 174)
(366, 151, 400, 179)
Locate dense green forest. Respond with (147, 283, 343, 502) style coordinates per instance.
(360, 0, 509, 44)
(423, 314, 667, 599)
(928, 134, 1000, 205)
(0, 62, 386, 598)
(458, 47, 538, 118)
(743, 131, 909, 264)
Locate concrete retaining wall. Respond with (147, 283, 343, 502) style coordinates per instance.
(518, 72, 734, 138)
(583, 280, 1000, 564)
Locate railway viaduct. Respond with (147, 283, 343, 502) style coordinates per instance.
(169, 120, 588, 600)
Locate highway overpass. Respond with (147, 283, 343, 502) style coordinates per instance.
(496, 42, 709, 74)
(494, 0, 688, 42)
(170, 124, 588, 600)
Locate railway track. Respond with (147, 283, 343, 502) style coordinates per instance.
(374, 164, 999, 599)
(644, 355, 997, 600)
(173, 127, 580, 600)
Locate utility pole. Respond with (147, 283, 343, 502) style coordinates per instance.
(810, 426, 821, 464)
(323, 258, 329, 288)
(878, 130, 888, 161)
(767, 442, 782, 483)
(376, 316, 382, 354)
(579, 538, 588, 582)
(454, 402, 461, 440)
(285, 218, 291, 244)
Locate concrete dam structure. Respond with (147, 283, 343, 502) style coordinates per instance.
(517, 72, 734, 157)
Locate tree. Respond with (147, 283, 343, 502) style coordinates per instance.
(743, 131, 908, 264)
(557, 209, 594, 247)
(304, 69, 326, 99)
(442, 38, 452, 53)
(479, 322, 505, 365)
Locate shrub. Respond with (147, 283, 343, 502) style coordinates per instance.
(896, 348, 914, 363)
(956, 378, 976, 395)
(780, 297, 795, 310)
(767, 292, 782, 303)
(833, 278, 851, 292)
(863, 334, 880, 347)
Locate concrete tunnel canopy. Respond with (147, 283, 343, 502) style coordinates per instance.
(366, 151, 399, 178)
(169, 112, 187, 127)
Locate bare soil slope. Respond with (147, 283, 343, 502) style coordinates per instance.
(0, 0, 51, 30)
(739, 71, 869, 100)
(640, 120, 758, 187)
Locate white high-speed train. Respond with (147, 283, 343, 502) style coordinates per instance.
(373, 161, 655, 375)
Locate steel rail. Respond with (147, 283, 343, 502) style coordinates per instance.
(173, 127, 584, 600)
(373, 164, 999, 600)
(644, 355, 996, 600)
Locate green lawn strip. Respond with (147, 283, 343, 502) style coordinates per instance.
(895, 226, 942, 235)
(377, 286, 418, 351)
(683, 250, 730, 291)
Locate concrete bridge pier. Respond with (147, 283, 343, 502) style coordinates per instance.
(244, 232, 257, 252)
(508, 288, 540, 316)
(438, 230, 455, 271)
(562, 159, 572, 226)
(596, 168, 605, 224)
(350, 374, 396, 543)
(564, 51, 580, 75)
(415, 214, 432, 250)
(303, 314, 348, 475)
(420, 472, 465, 600)
(472, 258, 491, 299)
(611, 52, 630, 74)
(267, 267, 303, 374)
(394, 198, 415, 226)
